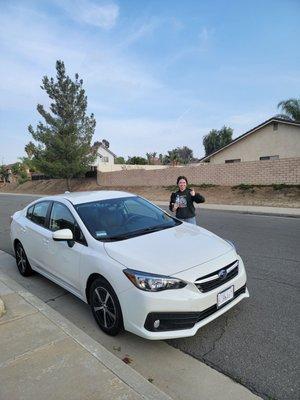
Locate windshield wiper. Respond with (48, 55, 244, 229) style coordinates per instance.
(100, 224, 173, 242)
(97, 233, 132, 242)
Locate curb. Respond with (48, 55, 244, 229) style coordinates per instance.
(154, 201, 300, 218)
(0, 297, 5, 317)
(0, 192, 45, 197)
(0, 271, 172, 400)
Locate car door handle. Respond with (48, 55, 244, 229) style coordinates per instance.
(43, 239, 50, 245)
(21, 227, 26, 233)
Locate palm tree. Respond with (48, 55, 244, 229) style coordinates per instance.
(277, 98, 300, 122)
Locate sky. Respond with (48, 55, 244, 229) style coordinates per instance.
(0, 0, 299, 164)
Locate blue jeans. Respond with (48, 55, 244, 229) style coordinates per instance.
(179, 216, 197, 225)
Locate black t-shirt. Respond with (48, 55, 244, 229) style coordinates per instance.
(169, 189, 205, 219)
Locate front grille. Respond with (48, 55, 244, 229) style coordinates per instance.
(195, 260, 239, 293)
(144, 285, 247, 332)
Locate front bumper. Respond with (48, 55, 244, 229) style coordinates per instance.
(144, 284, 246, 332)
(119, 256, 248, 340)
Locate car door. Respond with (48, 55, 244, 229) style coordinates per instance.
(45, 201, 86, 291)
(21, 201, 52, 269)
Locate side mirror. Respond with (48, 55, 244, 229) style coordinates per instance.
(52, 229, 75, 248)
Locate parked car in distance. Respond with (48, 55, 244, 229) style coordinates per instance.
(10, 191, 249, 339)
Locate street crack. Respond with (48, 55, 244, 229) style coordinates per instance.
(202, 314, 229, 358)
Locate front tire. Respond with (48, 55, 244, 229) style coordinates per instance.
(90, 278, 123, 336)
(15, 242, 33, 276)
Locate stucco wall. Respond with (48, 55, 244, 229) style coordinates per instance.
(97, 164, 169, 172)
(97, 157, 300, 187)
(208, 122, 300, 164)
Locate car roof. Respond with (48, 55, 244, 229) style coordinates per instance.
(41, 190, 136, 205)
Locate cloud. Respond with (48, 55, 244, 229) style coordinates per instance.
(162, 26, 214, 69)
(56, 0, 119, 29)
(119, 17, 162, 47)
(0, 4, 163, 112)
(198, 26, 214, 51)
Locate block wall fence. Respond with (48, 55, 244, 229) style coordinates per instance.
(97, 157, 300, 187)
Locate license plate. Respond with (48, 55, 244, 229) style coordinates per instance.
(217, 286, 234, 308)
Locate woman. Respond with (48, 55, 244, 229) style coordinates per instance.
(169, 176, 205, 225)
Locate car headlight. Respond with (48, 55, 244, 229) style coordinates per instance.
(123, 269, 187, 292)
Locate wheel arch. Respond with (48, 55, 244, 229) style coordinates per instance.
(13, 238, 22, 250)
(85, 273, 110, 304)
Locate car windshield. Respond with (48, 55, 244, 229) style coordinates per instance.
(74, 196, 181, 241)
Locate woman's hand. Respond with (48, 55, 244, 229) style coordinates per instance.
(190, 188, 195, 197)
(172, 203, 179, 211)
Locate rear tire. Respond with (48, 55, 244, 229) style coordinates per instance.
(15, 242, 33, 277)
(90, 278, 123, 336)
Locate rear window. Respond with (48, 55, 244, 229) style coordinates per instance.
(31, 201, 51, 227)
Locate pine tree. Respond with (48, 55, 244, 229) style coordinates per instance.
(28, 60, 96, 190)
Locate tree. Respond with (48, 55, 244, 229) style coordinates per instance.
(203, 126, 233, 156)
(177, 146, 193, 164)
(127, 156, 147, 165)
(115, 156, 125, 164)
(28, 60, 96, 190)
(167, 149, 181, 166)
(101, 139, 110, 148)
(277, 98, 300, 121)
(146, 152, 157, 165)
(0, 165, 9, 182)
(25, 142, 36, 158)
(11, 162, 24, 175)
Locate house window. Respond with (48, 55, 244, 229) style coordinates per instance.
(101, 156, 109, 163)
(273, 122, 278, 131)
(225, 159, 241, 163)
(260, 155, 279, 161)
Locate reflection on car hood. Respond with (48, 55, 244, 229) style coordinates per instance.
(104, 222, 234, 276)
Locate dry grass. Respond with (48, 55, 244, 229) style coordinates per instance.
(0, 178, 299, 208)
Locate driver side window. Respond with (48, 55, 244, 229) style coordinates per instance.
(49, 202, 86, 245)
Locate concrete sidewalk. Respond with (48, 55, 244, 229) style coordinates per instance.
(0, 273, 172, 400)
(0, 252, 262, 400)
(155, 201, 300, 217)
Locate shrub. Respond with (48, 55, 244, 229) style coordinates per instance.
(17, 171, 30, 185)
(232, 184, 255, 191)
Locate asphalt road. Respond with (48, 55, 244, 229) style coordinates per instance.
(0, 193, 299, 400)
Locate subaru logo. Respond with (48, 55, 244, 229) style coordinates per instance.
(218, 269, 227, 280)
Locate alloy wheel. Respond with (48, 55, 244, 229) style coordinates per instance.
(16, 246, 27, 274)
(93, 286, 117, 329)
(15, 243, 33, 276)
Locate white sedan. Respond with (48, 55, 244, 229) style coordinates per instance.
(10, 191, 249, 340)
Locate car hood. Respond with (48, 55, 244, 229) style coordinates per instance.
(104, 223, 234, 276)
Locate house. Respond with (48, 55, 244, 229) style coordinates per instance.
(200, 117, 300, 164)
(90, 143, 117, 171)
